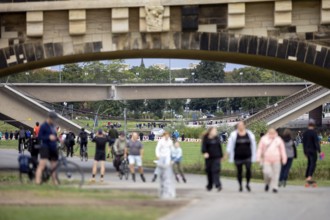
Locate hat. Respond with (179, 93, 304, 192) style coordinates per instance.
(48, 111, 58, 120)
(98, 129, 103, 134)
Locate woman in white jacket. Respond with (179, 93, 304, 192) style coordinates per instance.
(155, 131, 175, 198)
(226, 121, 257, 192)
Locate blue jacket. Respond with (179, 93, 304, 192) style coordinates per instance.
(39, 122, 57, 150)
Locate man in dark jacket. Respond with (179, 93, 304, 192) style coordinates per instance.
(65, 131, 76, 157)
(303, 119, 321, 182)
(35, 112, 59, 185)
(78, 128, 89, 160)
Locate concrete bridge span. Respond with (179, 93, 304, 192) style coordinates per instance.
(7, 83, 311, 102)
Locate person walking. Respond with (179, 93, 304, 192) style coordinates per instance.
(257, 128, 287, 193)
(31, 122, 41, 161)
(78, 128, 89, 160)
(125, 132, 146, 182)
(172, 141, 186, 183)
(113, 132, 127, 176)
(0, 131, 2, 140)
(226, 121, 257, 192)
(90, 129, 108, 183)
(5, 130, 9, 140)
(35, 112, 59, 185)
(302, 119, 321, 185)
(65, 131, 75, 157)
(156, 131, 176, 198)
(279, 129, 297, 187)
(18, 127, 26, 153)
(9, 131, 13, 140)
(201, 127, 223, 192)
(107, 125, 119, 158)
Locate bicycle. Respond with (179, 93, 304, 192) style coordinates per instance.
(19, 145, 84, 187)
(119, 158, 129, 180)
(80, 143, 88, 162)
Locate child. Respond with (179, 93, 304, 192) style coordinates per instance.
(172, 141, 186, 183)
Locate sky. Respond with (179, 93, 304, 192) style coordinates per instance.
(50, 59, 244, 71)
(124, 59, 244, 71)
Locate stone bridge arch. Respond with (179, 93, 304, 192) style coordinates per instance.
(0, 0, 330, 88)
(1, 32, 329, 88)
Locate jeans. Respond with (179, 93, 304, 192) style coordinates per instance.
(235, 159, 252, 187)
(80, 142, 87, 157)
(205, 158, 221, 190)
(173, 162, 185, 179)
(279, 158, 293, 182)
(305, 153, 317, 178)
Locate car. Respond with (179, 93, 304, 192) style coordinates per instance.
(206, 114, 215, 118)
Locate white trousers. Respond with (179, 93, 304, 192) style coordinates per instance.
(263, 163, 281, 190)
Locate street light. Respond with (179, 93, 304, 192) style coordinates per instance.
(239, 72, 243, 83)
(191, 72, 195, 83)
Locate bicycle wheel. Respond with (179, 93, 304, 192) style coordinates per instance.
(55, 161, 84, 187)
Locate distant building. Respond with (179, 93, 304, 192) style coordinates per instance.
(153, 63, 167, 70)
(188, 63, 198, 69)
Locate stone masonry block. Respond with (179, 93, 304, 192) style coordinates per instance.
(228, 3, 245, 14)
(321, 9, 330, 24)
(27, 11, 43, 22)
(275, 11, 292, 26)
(69, 10, 86, 21)
(112, 19, 129, 33)
(112, 8, 129, 33)
(296, 25, 318, 33)
(275, 0, 292, 12)
(322, 0, 330, 9)
(112, 8, 129, 19)
(198, 24, 217, 33)
(228, 14, 245, 29)
(69, 20, 86, 35)
(27, 23, 43, 37)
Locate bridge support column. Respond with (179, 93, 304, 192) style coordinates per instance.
(309, 105, 323, 127)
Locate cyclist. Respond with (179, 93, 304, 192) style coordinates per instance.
(35, 112, 59, 185)
(107, 125, 119, 158)
(18, 126, 26, 153)
(91, 129, 108, 183)
(125, 132, 146, 182)
(78, 128, 89, 159)
(113, 132, 127, 176)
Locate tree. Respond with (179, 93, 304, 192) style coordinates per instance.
(191, 61, 226, 83)
(61, 63, 84, 83)
(146, 99, 166, 119)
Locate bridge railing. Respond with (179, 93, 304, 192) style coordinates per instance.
(245, 84, 326, 126)
(0, 0, 65, 3)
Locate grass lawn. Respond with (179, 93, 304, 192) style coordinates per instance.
(0, 172, 183, 220)
(1, 139, 330, 182)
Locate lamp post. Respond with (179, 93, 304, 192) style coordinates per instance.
(240, 72, 243, 83)
(191, 72, 195, 83)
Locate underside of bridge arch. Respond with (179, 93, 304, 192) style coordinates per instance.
(0, 33, 329, 88)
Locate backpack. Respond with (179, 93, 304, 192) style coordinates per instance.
(80, 132, 88, 142)
(25, 131, 31, 138)
(65, 133, 75, 146)
(18, 155, 32, 173)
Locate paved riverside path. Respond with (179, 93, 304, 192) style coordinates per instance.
(1, 149, 330, 220)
